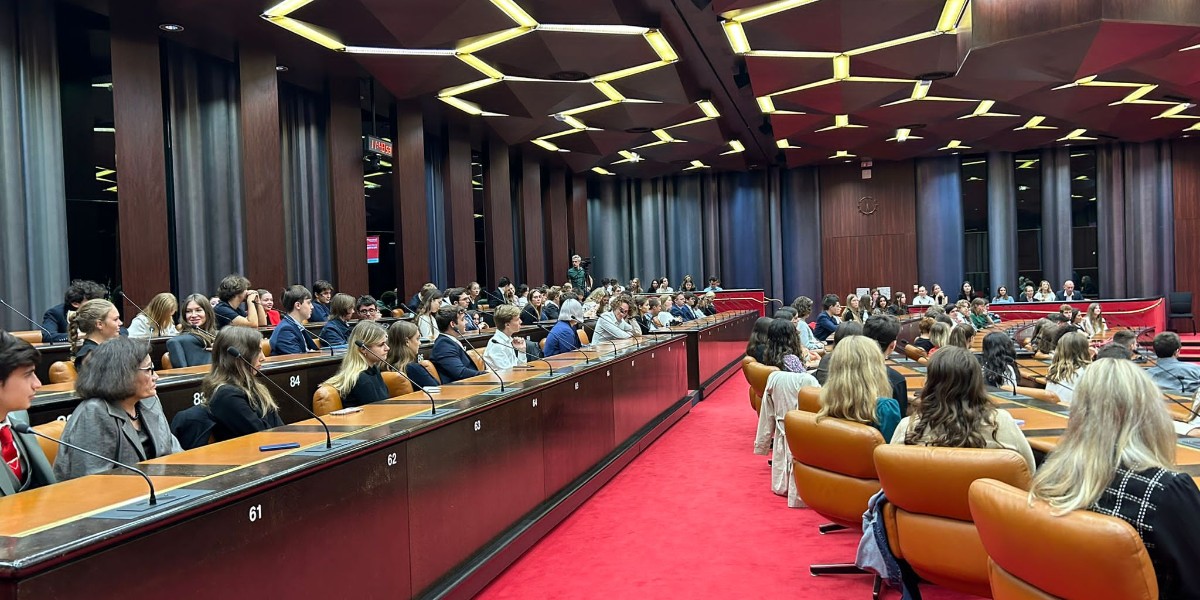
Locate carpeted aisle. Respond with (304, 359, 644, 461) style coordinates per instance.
(476, 376, 981, 600)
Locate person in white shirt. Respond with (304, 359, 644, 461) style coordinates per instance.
(127, 293, 179, 339)
(656, 295, 680, 328)
(593, 294, 637, 344)
(416, 289, 442, 340)
(911, 286, 935, 306)
(655, 277, 674, 293)
(482, 305, 527, 371)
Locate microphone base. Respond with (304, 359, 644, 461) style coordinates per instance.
(293, 438, 360, 456)
(478, 387, 509, 396)
(92, 488, 211, 520)
(407, 407, 460, 420)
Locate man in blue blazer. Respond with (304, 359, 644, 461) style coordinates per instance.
(0, 331, 57, 495)
(813, 294, 842, 341)
(40, 279, 107, 343)
(269, 285, 320, 356)
(431, 307, 485, 383)
(670, 293, 697, 322)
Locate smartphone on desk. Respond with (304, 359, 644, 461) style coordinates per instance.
(259, 442, 301, 452)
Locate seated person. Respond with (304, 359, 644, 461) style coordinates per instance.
(1146, 332, 1200, 395)
(416, 289, 443, 340)
(893, 346, 1035, 473)
(1017, 284, 1037, 302)
(268, 285, 319, 356)
(1081, 302, 1107, 337)
(41, 279, 106, 343)
(430, 307, 485, 383)
(968, 298, 997, 329)
(928, 322, 951, 356)
(257, 289, 282, 326)
(1055, 279, 1084, 301)
(318, 293, 357, 348)
(448, 288, 487, 331)
(581, 288, 608, 320)
(816, 336, 901, 442)
(912, 317, 935, 353)
(543, 300, 584, 358)
(814, 322, 862, 385)
(745, 317, 772, 363)
(656, 295, 680, 328)
(54, 337, 183, 481)
(1111, 329, 1140, 360)
(128, 292, 179, 339)
(355, 295, 381, 322)
(991, 286, 1015, 304)
(466, 282, 483, 310)
(310, 280, 333, 322)
(592, 294, 637, 345)
(542, 288, 561, 321)
(213, 274, 267, 328)
(323, 321, 390, 407)
(813, 294, 842, 341)
(790, 297, 824, 352)
(1046, 331, 1091, 405)
(1030, 358, 1200, 598)
(483, 305, 528, 371)
(947, 323, 976, 350)
(640, 297, 662, 332)
(203, 327, 284, 441)
(761, 319, 813, 374)
(0, 331, 57, 494)
(171, 293, 217, 367)
(669, 293, 697, 322)
(71, 299, 122, 369)
(863, 314, 909, 416)
(910, 286, 935, 306)
(386, 320, 440, 389)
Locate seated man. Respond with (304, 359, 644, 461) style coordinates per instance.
(813, 294, 842, 341)
(592, 294, 637, 345)
(0, 331, 57, 494)
(910, 286, 934, 306)
(1111, 330, 1141, 361)
(542, 288, 561, 321)
(355, 295, 381, 321)
(1146, 332, 1200, 395)
(670, 293, 697, 322)
(318, 293, 357, 348)
(430, 306, 485, 383)
(703, 276, 723, 292)
(1055, 279, 1084, 301)
(448, 288, 487, 332)
(482, 305, 527, 371)
(41, 279, 107, 343)
(213, 275, 267, 328)
(310, 280, 333, 322)
(268, 285, 319, 356)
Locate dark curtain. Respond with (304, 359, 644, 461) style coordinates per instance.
(1040, 146, 1073, 286)
(0, 0, 70, 330)
(1097, 141, 1174, 298)
(425, 134, 448, 286)
(279, 83, 332, 288)
(987, 151, 1017, 291)
(778, 167, 821, 304)
(915, 156, 964, 292)
(166, 43, 244, 296)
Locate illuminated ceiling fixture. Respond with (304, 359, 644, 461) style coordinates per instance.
(776, 139, 802, 149)
(539, 128, 586, 141)
(846, 30, 940, 56)
(936, 0, 968, 32)
(95, 167, 116, 178)
(721, 21, 751, 54)
(560, 115, 589, 129)
(745, 50, 838, 58)
(721, 140, 746, 155)
(816, 114, 867, 132)
(888, 128, 922, 142)
(959, 100, 1018, 119)
(440, 96, 486, 116)
(644, 30, 679, 62)
(961, 159, 985, 166)
(261, 16, 345, 50)
(939, 140, 970, 150)
(1073, 175, 1089, 181)
(832, 54, 850, 80)
(458, 27, 533, 54)
(438, 78, 500, 98)
(159, 23, 184, 32)
(490, 0, 538, 28)
(652, 129, 678, 143)
(684, 160, 710, 171)
(364, 171, 387, 178)
(721, 0, 820, 22)
(91, 82, 113, 89)
(1153, 103, 1199, 119)
(103, 186, 117, 192)
(93, 127, 116, 133)
(1017, 159, 1039, 169)
(966, 176, 982, 181)
(592, 167, 615, 175)
(829, 150, 856, 159)
(913, 80, 931, 100)
(613, 150, 643, 164)
(1057, 128, 1097, 142)
(697, 100, 720, 118)
(536, 24, 647, 35)
(592, 81, 626, 102)
(1015, 115, 1056, 130)
(558, 100, 619, 116)
(881, 80, 974, 106)
(664, 116, 717, 130)
(1052, 74, 1147, 91)
(344, 46, 456, 56)
(531, 139, 565, 152)
(594, 61, 671, 82)
(455, 54, 505, 80)
(262, 0, 315, 17)
(1109, 84, 1162, 105)
(1185, 121, 1200, 131)
(767, 78, 837, 98)
(1182, 42, 1200, 52)
(757, 96, 776, 114)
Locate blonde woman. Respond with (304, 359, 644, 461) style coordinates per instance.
(1030, 359, 1200, 598)
(816, 335, 901, 441)
(416, 289, 442, 340)
(948, 299, 970, 325)
(1034, 279, 1055, 302)
(928, 321, 951, 355)
(70, 299, 122, 368)
(385, 320, 439, 390)
(1081, 302, 1107, 337)
(842, 294, 864, 323)
(322, 321, 390, 407)
(1045, 330, 1090, 405)
(202, 327, 282, 441)
(582, 287, 608, 319)
(127, 292, 178, 339)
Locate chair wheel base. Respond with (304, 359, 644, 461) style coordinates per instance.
(818, 522, 848, 534)
(810, 563, 868, 576)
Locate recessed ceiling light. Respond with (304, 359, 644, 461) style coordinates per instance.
(276, 65, 289, 72)
(159, 23, 184, 32)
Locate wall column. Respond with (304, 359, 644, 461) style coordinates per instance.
(915, 156, 964, 292)
(327, 77, 367, 294)
(238, 43, 286, 294)
(1040, 146, 1073, 287)
(393, 100, 429, 296)
(987, 151, 1017, 293)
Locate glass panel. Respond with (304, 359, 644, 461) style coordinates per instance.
(1069, 147, 1099, 297)
(1013, 152, 1044, 290)
(364, 92, 396, 297)
(961, 155, 989, 296)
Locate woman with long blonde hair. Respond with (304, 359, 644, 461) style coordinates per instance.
(817, 335, 901, 441)
(1046, 330, 1090, 405)
(1034, 279, 1055, 302)
(323, 321, 390, 407)
(202, 327, 281, 440)
(70, 299, 122, 368)
(928, 321, 951, 355)
(1030, 359, 1200, 597)
(842, 294, 864, 323)
(128, 292, 178, 339)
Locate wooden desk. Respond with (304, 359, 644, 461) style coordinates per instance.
(658, 311, 757, 394)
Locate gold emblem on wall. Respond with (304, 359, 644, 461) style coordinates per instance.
(857, 196, 878, 215)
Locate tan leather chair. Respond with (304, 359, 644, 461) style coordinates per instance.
(260, 339, 272, 358)
(466, 348, 485, 371)
(312, 385, 342, 417)
(740, 356, 762, 412)
(577, 328, 590, 346)
(161, 352, 173, 370)
(969, 478, 1158, 600)
(420, 359, 441, 384)
(797, 386, 821, 412)
(875, 446, 1033, 598)
(48, 361, 77, 384)
(391, 308, 406, 319)
(12, 331, 42, 344)
(903, 343, 929, 365)
(539, 338, 546, 350)
(744, 360, 778, 414)
(32, 419, 66, 465)
(381, 371, 413, 398)
(785, 410, 884, 592)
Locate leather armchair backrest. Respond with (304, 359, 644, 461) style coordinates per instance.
(48, 361, 77, 384)
(420, 359, 441, 384)
(312, 385, 342, 417)
(904, 344, 927, 361)
(577, 328, 590, 346)
(785, 410, 883, 527)
(12, 331, 42, 344)
(797, 386, 821, 412)
(381, 371, 413, 398)
(968, 478, 1158, 600)
(744, 361, 778, 403)
(32, 420, 66, 465)
(466, 348, 485, 371)
(260, 339, 272, 358)
(1018, 388, 1060, 404)
(161, 352, 173, 370)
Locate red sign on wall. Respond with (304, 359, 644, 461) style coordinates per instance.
(366, 236, 380, 264)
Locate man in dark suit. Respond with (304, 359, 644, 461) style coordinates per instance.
(41, 279, 107, 343)
(268, 286, 319, 356)
(1055, 280, 1084, 301)
(670, 293, 697, 322)
(0, 331, 57, 495)
(430, 307, 485, 384)
(862, 314, 909, 418)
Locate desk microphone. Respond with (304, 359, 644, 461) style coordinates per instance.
(487, 336, 556, 376)
(119, 291, 146, 317)
(14, 422, 157, 505)
(454, 325, 506, 392)
(288, 315, 334, 356)
(0, 297, 59, 342)
(354, 340, 439, 415)
(226, 346, 332, 449)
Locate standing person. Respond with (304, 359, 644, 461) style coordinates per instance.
(0, 331, 56, 494)
(41, 280, 108, 343)
(213, 275, 267, 329)
(385, 321, 440, 390)
(593, 295, 637, 345)
(70, 299, 122, 368)
(322, 321, 390, 407)
(310, 280, 334, 322)
(483, 305, 528, 371)
(567, 255, 591, 292)
(268, 285, 319, 356)
(317, 293, 356, 348)
(203, 327, 284, 441)
(817, 335, 902, 442)
(127, 292, 179, 339)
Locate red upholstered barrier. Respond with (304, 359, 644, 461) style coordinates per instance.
(711, 289, 767, 316)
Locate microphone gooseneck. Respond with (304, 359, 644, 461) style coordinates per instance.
(354, 340, 439, 415)
(0, 297, 58, 341)
(226, 346, 332, 449)
(119, 291, 147, 317)
(454, 325, 505, 392)
(488, 336, 555, 376)
(14, 422, 157, 505)
(536, 321, 590, 364)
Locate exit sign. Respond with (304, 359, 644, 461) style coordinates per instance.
(365, 135, 393, 157)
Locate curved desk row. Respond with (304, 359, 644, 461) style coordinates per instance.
(0, 310, 758, 599)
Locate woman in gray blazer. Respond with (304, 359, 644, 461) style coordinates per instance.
(54, 337, 183, 481)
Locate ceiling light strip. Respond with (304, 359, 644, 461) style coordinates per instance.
(723, 0, 819, 23)
(721, 21, 751, 54)
(644, 30, 679, 62)
(458, 27, 533, 54)
(344, 46, 455, 56)
(262, 0, 315, 18)
(490, 0, 538, 27)
(262, 16, 345, 50)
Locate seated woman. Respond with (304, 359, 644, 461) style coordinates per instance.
(1030, 359, 1200, 598)
(415, 289, 443, 341)
(927, 321, 952, 356)
(790, 296, 824, 353)
(581, 288, 608, 320)
(202, 327, 284, 441)
(947, 323, 976, 349)
(520, 288, 546, 325)
(816, 335, 901, 442)
(992, 286, 1014, 304)
(170, 293, 216, 367)
(871, 295, 890, 316)
(745, 317, 773, 363)
(893, 346, 1035, 472)
(54, 337, 182, 481)
(70, 299, 123, 368)
(1024, 318, 1060, 359)
(842, 293, 864, 324)
(930, 283, 948, 306)
(543, 299, 584, 357)
(322, 321, 390, 407)
(1045, 331, 1090, 405)
(761, 319, 813, 374)
(1033, 279, 1056, 302)
(128, 292, 179, 339)
(484, 305, 528, 370)
(1081, 302, 1107, 337)
(513, 284, 530, 309)
(958, 281, 975, 302)
(656, 295, 679, 328)
(887, 291, 908, 316)
(698, 292, 718, 316)
(318, 293, 357, 348)
(680, 276, 697, 293)
(257, 289, 282, 326)
(912, 317, 936, 353)
(385, 320, 440, 390)
(947, 299, 970, 325)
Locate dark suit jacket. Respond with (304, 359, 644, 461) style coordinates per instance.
(269, 317, 318, 356)
(520, 304, 544, 325)
(167, 334, 212, 368)
(170, 405, 216, 450)
(0, 411, 56, 495)
(430, 334, 484, 383)
(41, 304, 70, 343)
(319, 318, 351, 347)
(543, 302, 560, 321)
(1055, 291, 1084, 301)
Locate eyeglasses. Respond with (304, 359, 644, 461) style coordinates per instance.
(360, 307, 379, 314)
(137, 364, 156, 375)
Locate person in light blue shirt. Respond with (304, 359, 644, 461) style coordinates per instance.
(703, 276, 723, 292)
(1147, 332, 1200, 396)
(991, 285, 1015, 303)
(790, 296, 824, 351)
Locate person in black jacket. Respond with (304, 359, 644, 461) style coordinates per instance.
(386, 320, 441, 389)
(41, 279, 107, 343)
(202, 327, 283, 441)
(322, 321, 390, 407)
(318, 293, 357, 348)
(862, 314, 908, 417)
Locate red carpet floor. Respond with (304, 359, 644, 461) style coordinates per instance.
(476, 376, 981, 600)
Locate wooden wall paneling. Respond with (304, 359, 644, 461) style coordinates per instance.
(444, 124, 475, 286)
(238, 44, 286, 294)
(818, 161, 918, 296)
(110, 5, 171, 317)
(568, 173, 589, 259)
(543, 167, 569, 283)
(393, 100, 430, 295)
(484, 134, 515, 286)
(521, 154, 546, 285)
(1172, 138, 1200, 320)
(326, 77, 368, 294)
